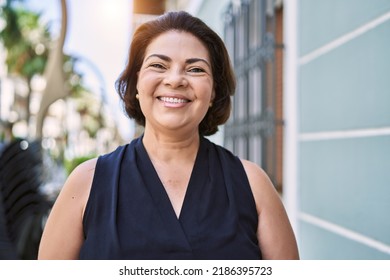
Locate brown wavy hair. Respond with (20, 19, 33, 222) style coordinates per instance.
(115, 11, 235, 136)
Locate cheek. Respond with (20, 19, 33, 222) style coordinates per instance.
(136, 74, 150, 94)
(200, 82, 214, 100)
(137, 72, 161, 94)
(136, 71, 144, 92)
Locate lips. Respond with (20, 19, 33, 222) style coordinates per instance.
(158, 96, 191, 104)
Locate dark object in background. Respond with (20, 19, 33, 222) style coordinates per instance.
(0, 189, 18, 259)
(0, 139, 52, 259)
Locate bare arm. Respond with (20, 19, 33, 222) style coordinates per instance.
(38, 158, 97, 259)
(241, 160, 299, 260)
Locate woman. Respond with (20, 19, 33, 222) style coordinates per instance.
(38, 11, 299, 260)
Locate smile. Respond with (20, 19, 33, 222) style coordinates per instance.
(158, 97, 190, 104)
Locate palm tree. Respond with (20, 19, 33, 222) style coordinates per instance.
(1, 1, 51, 127)
(1, 0, 122, 161)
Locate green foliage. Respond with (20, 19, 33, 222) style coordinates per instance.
(1, 1, 109, 163)
(0, 4, 22, 47)
(0, 5, 50, 79)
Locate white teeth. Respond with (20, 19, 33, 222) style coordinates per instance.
(159, 97, 188, 103)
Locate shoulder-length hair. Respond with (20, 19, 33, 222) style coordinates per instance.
(116, 11, 236, 136)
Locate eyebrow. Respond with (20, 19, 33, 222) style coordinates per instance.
(145, 54, 211, 68)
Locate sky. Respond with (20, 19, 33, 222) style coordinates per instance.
(24, 0, 135, 139)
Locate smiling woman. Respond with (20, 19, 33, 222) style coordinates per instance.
(136, 30, 214, 136)
(38, 11, 299, 260)
(117, 11, 235, 136)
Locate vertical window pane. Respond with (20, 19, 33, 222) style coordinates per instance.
(249, 0, 262, 50)
(249, 66, 262, 116)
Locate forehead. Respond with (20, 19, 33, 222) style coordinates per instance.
(144, 30, 210, 60)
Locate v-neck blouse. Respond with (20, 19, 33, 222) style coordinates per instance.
(79, 136, 261, 259)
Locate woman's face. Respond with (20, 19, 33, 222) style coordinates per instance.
(136, 30, 214, 135)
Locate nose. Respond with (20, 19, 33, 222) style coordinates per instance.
(163, 68, 188, 88)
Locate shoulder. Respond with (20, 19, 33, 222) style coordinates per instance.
(69, 143, 129, 191)
(240, 159, 281, 214)
(240, 159, 271, 185)
(61, 158, 98, 213)
(67, 158, 98, 189)
(240, 159, 274, 193)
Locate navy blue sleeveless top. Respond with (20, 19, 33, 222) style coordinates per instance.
(79, 136, 261, 259)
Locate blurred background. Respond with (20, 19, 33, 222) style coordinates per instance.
(0, 0, 389, 259)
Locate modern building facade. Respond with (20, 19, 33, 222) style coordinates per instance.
(183, 0, 390, 259)
(285, 0, 390, 259)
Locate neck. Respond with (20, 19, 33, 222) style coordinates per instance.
(142, 127, 200, 163)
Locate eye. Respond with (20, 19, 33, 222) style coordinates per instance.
(188, 67, 205, 73)
(149, 63, 166, 70)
